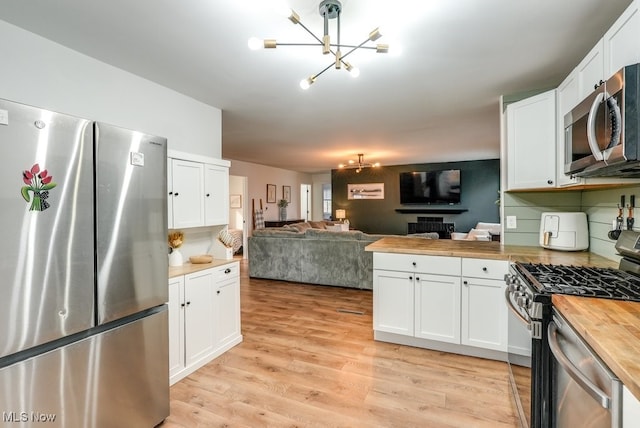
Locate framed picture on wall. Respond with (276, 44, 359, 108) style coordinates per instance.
(347, 183, 385, 200)
(283, 185, 291, 203)
(267, 184, 276, 203)
(229, 194, 242, 208)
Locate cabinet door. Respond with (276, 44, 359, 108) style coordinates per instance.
(604, 1, 640, 78)
(461, 277, 507, 351)
(184, 270, 216, 367)
(623, 385, 640, 428)
(577, 40, 604, 101)
(373, 270, 414, 336)
(167, 158, 174, 228)
(204, 163, 229, 226)
(506, 89, 557, 190)
(214, 275, 240, 348)
(414, 274, 461, 344)
(168, 276, 185, 382)
(171, 159, 205, 228)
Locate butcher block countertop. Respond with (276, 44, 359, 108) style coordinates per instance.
(365, 237, 618, 268)
(169, 259, 238, 278)
(553, 295, 640, 400)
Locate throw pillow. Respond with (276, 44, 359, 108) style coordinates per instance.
(218, 229, 235, 248)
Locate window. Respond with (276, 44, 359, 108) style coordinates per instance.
(322, 184, 332, 220)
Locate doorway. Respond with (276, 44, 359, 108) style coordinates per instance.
(229, 175, 248, 259)
(300, 184, 311, 221)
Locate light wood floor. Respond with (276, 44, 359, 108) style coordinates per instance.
(161, 260, 519, 427)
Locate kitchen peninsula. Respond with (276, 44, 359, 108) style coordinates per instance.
(365, 237, 640, 413)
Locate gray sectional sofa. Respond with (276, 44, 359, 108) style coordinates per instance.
(248, 224, 438, 290)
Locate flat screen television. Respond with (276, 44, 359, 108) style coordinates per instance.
(399, 170, 461, 204)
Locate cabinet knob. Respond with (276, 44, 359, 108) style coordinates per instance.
(186, 301, 191, 306)
(547, 179, 553, 185)
(482, 267, 488, 272)
(217, 290, 221, 295)
(224, 268, 231, 274)
(168, 191, 173, 195)
(206, 193, 210, 197)
(174, 192, 179, 197)
(180, 303, 185, 308)
(463, 280, 468, 285)
(416, 277, 420, 281)
(409, 276, 413, 281)
(412, 262, 417, 267)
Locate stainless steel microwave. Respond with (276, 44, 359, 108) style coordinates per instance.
(564, 63, 640, 177)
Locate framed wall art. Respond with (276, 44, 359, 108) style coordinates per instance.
(283, 185, 291, 203)
(266, 184, 276, 203)
(347, 183, 385, 200)
(229, 194, 242, 208)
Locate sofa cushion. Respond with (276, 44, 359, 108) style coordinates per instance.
(252, 228, 305, 237)
(305, 228, 364, 241)
(308, 220, 327, 229)
(289, 222, 312, 232)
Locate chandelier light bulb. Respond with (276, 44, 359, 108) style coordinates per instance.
(248, 37, 263, 50)
(300, 76, 315, 90)
(349, 66, 360, 78)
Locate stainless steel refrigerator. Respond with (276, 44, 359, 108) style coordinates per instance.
(0, 98, 169, 427)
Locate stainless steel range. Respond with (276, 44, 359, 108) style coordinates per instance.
(505, 230, 640, 428)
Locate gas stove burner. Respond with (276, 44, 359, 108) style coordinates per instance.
(515, 262, 640, 302)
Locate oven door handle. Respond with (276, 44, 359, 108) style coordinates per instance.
(504, 287, 531, 329)
(547, 321, 610, 409)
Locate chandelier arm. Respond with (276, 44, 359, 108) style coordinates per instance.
(296, 21, 325, 46)
(274, 43, 375, 49)
(313, 61, 336, 80)
(276, 42, 324, 47)
(340, 37, 371, 61)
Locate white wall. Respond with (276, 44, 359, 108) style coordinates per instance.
(0, 20, 221, 157)
(229, 159, 313, 230)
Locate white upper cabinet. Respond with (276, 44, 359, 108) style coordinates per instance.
(506, 89, 557, 190)
(575, 0, 639, 101)
(204, 163, 229, 226)
(167, 151, 230, 229)
(576, 40, 605, 101)
(603, 0, 640, 78)
(169, 159, 205, 229)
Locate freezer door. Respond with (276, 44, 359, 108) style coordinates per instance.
(95, 122, 168, 324)
(0, 308, 169, 427)
(0, 98, 94, 359)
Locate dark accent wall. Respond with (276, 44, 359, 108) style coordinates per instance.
(331, 159, 500, 235)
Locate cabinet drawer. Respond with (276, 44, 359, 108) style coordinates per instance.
(461, 258, 509, 280)
(373, 252, 461, 276)
(212, 261, 239, 280)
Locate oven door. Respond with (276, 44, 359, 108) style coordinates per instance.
(505, 287, 534, 427)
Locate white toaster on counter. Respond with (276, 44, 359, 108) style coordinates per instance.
(539, 212, 589, 251)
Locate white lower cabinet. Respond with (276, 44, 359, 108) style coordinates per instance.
(373, 269, 414, 336)
(168, 261, 242, 385)
(415, 274, 461, 344)
(623, 385, 640, 428)
(373, 253, 508, 359)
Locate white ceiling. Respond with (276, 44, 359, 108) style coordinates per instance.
(0, 0, 633, 173)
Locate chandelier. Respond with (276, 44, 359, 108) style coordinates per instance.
(338, 154, 380, 173)
(248, 0, 389, 90)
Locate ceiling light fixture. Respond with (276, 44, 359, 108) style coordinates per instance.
(338, 154, 380, 173)
(248, 0, 388, 90)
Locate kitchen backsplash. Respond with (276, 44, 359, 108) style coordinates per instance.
(503, 185, 640, 261)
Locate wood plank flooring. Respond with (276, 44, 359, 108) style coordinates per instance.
(160, 260, 519, 427)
